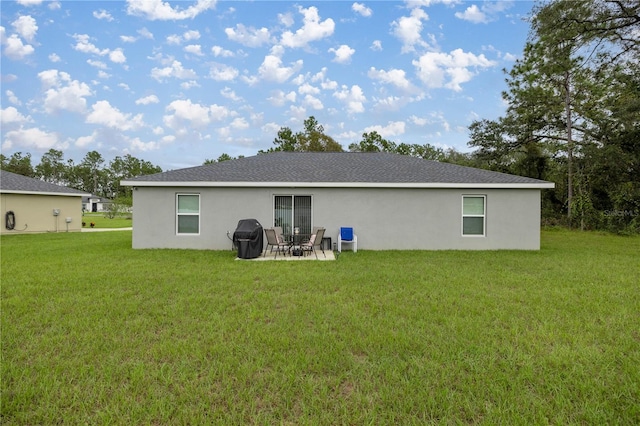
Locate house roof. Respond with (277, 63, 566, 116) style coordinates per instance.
(0, 170, 88, 196)
(121, 152, 555, 189)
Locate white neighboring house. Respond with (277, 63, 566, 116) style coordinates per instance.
(121, 152, 555, 251)
(82, 194, 113, 213)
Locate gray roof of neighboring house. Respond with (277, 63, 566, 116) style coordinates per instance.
(121, 152, 555, 188)
(0, 170, 88, 196)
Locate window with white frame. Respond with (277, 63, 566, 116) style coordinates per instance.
(462, 195, 486, 236)
(176, 194, 200, 234)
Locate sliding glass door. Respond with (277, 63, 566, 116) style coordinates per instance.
(274, 195, 311, 235)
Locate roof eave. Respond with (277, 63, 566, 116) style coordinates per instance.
(0, 189, 89, 197)
(121, 180, 555, 189)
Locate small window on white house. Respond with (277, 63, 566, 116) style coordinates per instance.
(177, 194, 200, 234)
(462, 195, 486, 236)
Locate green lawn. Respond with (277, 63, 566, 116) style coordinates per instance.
(1, 229, 639, 424)
(81, 212, 132, 229)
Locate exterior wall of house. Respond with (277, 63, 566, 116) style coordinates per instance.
(131, 186, 542, 250)
(1, 193, 84, 234)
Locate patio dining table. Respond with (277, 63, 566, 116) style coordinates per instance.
(283, 233, 311, 256)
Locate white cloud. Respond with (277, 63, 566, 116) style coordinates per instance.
(150, 60, 197, 81)
(268, 90, 296, 107)
(166, 34, 182, 45)
(37, 69, 93, 114)
(220, 87, 242, 101)
(311, 68, 338, 90)
(391, 7, 430, 53)
(135, 95, 159, 105)
(184, 44, 203, 56)
(138, 27, 154, 39)
(86, 100, 144, 131)
(87, 59, 107, 69)
(125, 0, 216, 21)
(166, 30, 200, 46)
(180, 80, 200, 90)
(368, 67, 416, 93)
(93, 9, 114, 21)
(49, 53, 61, 62)
(258, 53, 303, 83)
(75, 130, 98, 148)
(120, 35, 137, 43)
(1, 33, 35, 60)
(278, 12, 294, 27)
(455, 5, 487, 24)
(211, 45, 234, 57)
(72, 34, 109, 55)
(209, 104, 230, 121)
(2, 127, 63, 151)
(209, 63, 239, 81)
(281, 6, 335, 49)
(163, 99, 214, 129)
(12, 15, 38, 43)
(303, 94, 323, 110)
(225, 24, 271, 47)
(352, 3, 372, 17)
(230, 117, 249, 130)
(363, 121, 406, 138)
(109, 48, 126, 63)
(370, 40, 382, 51)
(129, 137, 158, 152)
(16, 0, 44, 6)
(329, 44, 355, 64)
(1, 106, 30, 125)
(413, 49, 496, 91)
(298, 82, 320, 95)
(183, 30, 200, 41)
(5, 90, 21, 105)
(333, 85, 366, 114)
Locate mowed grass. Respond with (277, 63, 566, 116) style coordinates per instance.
(1, 229, 639, 424)
(82, 212, 132, 229)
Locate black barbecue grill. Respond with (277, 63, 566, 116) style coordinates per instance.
(232, 219, 263, 259)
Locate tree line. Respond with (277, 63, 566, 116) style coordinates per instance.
(0, 150, 162, 204)
(2, 1, 638, 233)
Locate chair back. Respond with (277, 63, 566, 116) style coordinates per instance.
(340, 227, 354, 241)
(264, 228, 278, 245)
(314, 228, 325, 246)
(274, 226, 285, 243)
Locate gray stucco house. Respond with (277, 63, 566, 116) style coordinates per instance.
(121, 152, 554, 250)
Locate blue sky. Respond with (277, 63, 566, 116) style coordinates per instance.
(1, 0, 533, 171)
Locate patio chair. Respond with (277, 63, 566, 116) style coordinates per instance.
(274, 226, 287, 245)
(264, 228, 289, 259)
(302, 227, 326, 259)
(337, 227, 357, 253)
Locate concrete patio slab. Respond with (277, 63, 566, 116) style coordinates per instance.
(237, 249, 336, 261)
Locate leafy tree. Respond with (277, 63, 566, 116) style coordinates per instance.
(0, 152, 35, 177)
(204, 153, 235, 164)
(349, 131, 397, 152)
(266, 116, 344, 152)
(77, 151, 106, 195)
(35, 149, 66, 184)
(468, 0, 639, 232)
(349, 131, 457, 163)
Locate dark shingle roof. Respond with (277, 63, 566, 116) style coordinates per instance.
(0, 170, 87, 195)
(122, 152, 554, 187)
